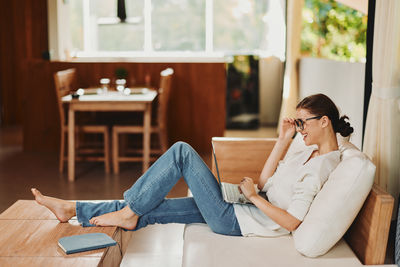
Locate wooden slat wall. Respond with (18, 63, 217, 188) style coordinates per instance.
(0, 0, 30, 125)
(0, 0, 48, 125)
(0, 0, 226, 154)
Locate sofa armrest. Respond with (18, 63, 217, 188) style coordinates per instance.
(345, 184, 394, 265)
(211, 137, 280, 184)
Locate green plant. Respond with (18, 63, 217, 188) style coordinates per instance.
(115, 67, 128, 79)
(301, 0, 367, 62)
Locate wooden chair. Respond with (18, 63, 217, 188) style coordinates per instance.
(112, 68, 174, 174)
(54, 68, 110, 173)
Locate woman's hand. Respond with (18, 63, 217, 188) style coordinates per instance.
(239, 177, 258, 201)
(278, 117, 296, 141)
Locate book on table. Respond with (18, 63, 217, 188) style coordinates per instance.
(58, 233, 117, 254)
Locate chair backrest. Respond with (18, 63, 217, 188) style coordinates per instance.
(157, 68, 174, 150)
(211, 137, 279, 184)
(54, 68, 77, 127)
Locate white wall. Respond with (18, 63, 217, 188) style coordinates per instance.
(299, 57, 365, 149)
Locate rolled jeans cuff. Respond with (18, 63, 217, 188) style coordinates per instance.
(123, 191, 143, 216)
(76, 202, 94, 227)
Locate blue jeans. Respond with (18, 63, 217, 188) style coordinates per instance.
(76, 142, 242, 236)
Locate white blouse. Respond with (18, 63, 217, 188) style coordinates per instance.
(233, 146, 341, 237)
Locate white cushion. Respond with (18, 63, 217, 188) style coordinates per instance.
(183, 224, 363, 267)
(121, 224, 185, 267)
(292, 139, 375, 257)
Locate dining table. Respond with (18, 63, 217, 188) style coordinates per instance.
(62, 89, 158, 182)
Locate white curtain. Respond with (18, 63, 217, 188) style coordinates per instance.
(363, 0, 400, 204)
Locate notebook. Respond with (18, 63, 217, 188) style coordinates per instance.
(58, 233, 117, 254)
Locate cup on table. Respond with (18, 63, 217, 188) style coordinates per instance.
(123, 88, 131, 95)
(116, 79, 126, 93)
(100, 78, 110, 94)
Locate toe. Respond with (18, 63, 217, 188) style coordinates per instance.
(31, 188, 43, 198)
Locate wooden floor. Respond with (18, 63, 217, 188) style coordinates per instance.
(0, 126, 190, 213)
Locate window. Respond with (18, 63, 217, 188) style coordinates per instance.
(214, 0, 267, 52)
(95, 0, 145, 51)
(152, 0, 206, 51)
(64, 0, 286, 59)
(301, 0, 367, 62)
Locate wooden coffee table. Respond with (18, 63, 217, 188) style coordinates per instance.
(0, 200, 132, 266)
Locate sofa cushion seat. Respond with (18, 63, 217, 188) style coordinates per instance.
(121, 224, 185, 267)
(182, 224, 364, 267)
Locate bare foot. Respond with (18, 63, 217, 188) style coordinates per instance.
(89, 206, 138, 230)
(31, 188, 76, 223)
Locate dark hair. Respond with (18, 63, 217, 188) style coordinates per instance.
(296, 94, 354, 137)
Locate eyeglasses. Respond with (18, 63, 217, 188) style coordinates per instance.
(294, 116, 322, 131)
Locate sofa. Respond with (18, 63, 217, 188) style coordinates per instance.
(121, 137, 395, 267)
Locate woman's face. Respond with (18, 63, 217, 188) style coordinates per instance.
(295, 108, 322, 146)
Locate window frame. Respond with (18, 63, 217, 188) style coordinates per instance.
(48, 0, 285, 62)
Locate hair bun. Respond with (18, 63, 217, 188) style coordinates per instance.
(336, 115, 354, 137)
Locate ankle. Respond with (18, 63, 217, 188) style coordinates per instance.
(67, 202, 77, 216)
(122, 206, 136, 218)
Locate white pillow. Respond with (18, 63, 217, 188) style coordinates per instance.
(292, 140, 375, 257)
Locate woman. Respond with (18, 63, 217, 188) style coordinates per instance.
(31, 94, 353, 237)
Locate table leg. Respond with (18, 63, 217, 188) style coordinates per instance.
(143, 103, 151, 173)
(68, 108, 75, 182)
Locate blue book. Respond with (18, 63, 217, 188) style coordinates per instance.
(58, 233, 117, 254)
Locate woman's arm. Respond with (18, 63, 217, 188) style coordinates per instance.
(240, 177, 301, 232)
(250, 194, 301, 232)
(258, 118, 296, 190)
